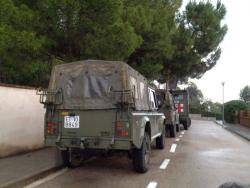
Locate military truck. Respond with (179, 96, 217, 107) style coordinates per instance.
(170, 90, 191, 130)
(156, 89, 180, 137)
(37, 60, 165, 173)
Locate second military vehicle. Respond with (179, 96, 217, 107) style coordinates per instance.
(37, 60, 165, 173)
(156, 89, 180, 137)
(170, 89, 191, 130)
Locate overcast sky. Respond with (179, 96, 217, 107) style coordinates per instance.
(182, 0, 250, 103)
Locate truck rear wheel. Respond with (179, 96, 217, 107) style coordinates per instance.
(61, 150, 70, 167)
(133, 133, 150, 173)
(188, 118, 191, 127)
(156, 127, 165, 149)
(169, 124, 176, 138)
(62, 149, 82, 168)
(183, 121, 188, 130)
(69, 149, 83, 168)
(176, 124, 180, 132)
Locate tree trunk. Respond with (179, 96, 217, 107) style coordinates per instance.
(164, 69, 171, 103)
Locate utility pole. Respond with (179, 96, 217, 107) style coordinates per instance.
(222, 82, 225, 125)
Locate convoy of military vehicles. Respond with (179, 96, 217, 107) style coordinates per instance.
(37, 60, 191, 173)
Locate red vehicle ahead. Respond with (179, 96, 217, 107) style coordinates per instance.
(170, 90, 191, 130)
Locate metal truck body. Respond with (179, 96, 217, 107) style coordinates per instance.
(38, 60, 165, 173)
(170, 89, 191, 130)
(156, 89, 180, 137)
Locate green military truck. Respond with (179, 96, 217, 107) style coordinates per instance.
(37, 60, 165, 173)
(170, 90, 191, 130)
(156, 89, 180, 138)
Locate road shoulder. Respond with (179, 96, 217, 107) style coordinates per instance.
(214, 121, 250, 141)
(0, 147, 62, 188)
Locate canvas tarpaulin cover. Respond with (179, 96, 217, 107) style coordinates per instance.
(49, 60, 150, 110)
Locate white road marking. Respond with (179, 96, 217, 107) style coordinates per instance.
(170, 144, 177, 153)
(23, 168, 68, 188)
(181, 131, 185, 135)
(147, 181, 158, 188)
(179, 135, 183, 138)
(159, 159, 170, 170)
(175, 138, 180, 142)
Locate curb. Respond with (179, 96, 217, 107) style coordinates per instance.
(214, 121, 250, 142)
(2, 155, 96, 188)
(2, 166, 63, 188)
(213, 121, 224, 127)
(225, 127, 250, 142)
(0, 147, 46, 160)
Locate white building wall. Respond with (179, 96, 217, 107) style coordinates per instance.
(0, 85, 45, 157)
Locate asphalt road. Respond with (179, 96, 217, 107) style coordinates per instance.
(26, 120, 250, 188)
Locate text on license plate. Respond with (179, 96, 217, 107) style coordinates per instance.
(64, 116, 80, 128)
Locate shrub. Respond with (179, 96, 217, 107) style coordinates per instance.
(190, 105, 202, 114)
(224, 100, 248, 123)
(201, 112, 222, 120)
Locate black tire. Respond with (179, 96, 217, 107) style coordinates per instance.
(61, 150, 70, 167)
(169, 124, 176, 137)
(183, 121, 188, 130)
(133, 133, 151, 173)
(188, 118, 191, 127)
(156, 127, 165, 149)
(62, 148, 83, 168)
(176, 124, 180, 132)
(165, 124, 170, 137)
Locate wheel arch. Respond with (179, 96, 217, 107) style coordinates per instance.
(131, 116, 150, 149)
(145, 121, 151, 140)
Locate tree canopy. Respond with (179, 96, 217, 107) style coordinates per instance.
(0, 0, 227, 87)
(186, 82, 222, 119)
(240, 85, 250, 102)
(186, 82, 203, 113)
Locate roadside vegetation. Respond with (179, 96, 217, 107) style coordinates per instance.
(223, 85, 250, 123)
(0, 0, 227, 87)
(188, 84, 250, 122)
(224, 100, 248, 123)
(240, 85, 250, 102)
(187, 82, 222, 120)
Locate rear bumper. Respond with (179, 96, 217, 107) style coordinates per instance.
(45, 136, 132, 150)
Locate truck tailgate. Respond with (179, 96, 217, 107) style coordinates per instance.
(61, 110, 117, 138)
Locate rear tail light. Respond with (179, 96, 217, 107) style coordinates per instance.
(48, 122, 59, 126)
(178, 103, 184, 113)
(47, 127, 57, 134)
(46, 121, 61, 135)
(115, 121, 129, 137)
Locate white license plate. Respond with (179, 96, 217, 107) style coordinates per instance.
(64, 116, 80, 128)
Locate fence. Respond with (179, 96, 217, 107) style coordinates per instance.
(238, 110, 250, 128)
